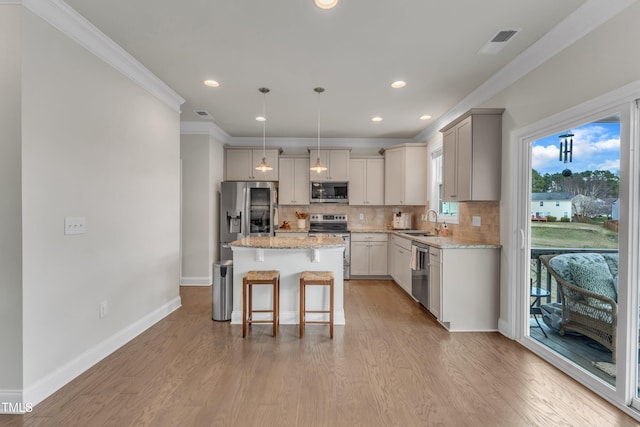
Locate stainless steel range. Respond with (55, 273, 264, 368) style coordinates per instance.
(308, 214, 350, 280)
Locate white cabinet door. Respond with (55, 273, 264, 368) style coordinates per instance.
(350, 241, 370, 276)
(440, 109, 503, 201)
(327, 149, 349, 181)
(369, 241, 388, 276)
(226, 149, 279, 181)
(349, 158, 367, 205)
(384, 148, 404, 205)
(226, 149, 253, 181)
(365, 158, 384, 205)
(428, 248, 442, 319)
(292, 158, 310, 204)
(309, 149, 350, 182)
(279, 157, 309, 205)
(384, 146, 427, 206)
(349, 158, 384, 205)
(279, 158, 295, 204)
(397, 246, 412, 293)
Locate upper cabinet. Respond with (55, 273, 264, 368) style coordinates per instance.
(225, 148, 280, 181)
(279, 156, 310, 205)
(440, 108, 504, 202)
(383, 144, 427, 206)
(349, 157, 384, 205)
(308, 149, 350, 182)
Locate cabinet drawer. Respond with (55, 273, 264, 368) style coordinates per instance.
(351, 232, 388, 243)
(390, 234, 412, 251)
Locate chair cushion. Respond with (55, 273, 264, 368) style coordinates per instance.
(548, 252, 618, 302)
(569, 261, 617, 302)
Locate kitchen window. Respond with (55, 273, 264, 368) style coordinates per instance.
(429, 145, 458, 222)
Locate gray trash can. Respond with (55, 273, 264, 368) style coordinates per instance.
(212, 260, 233, 321)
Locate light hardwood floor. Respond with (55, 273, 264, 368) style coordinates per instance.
(3, 280, 638, 426)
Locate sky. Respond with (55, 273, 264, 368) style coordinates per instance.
(531, 121, 620, 176)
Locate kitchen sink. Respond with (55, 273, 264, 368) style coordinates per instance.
(398, 230, 432, 237)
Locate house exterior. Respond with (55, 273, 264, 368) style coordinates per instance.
(531, 192, 572, 220)
(3, 0, 640, 419)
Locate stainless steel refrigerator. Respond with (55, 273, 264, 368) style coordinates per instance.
(219, 181, 277, 261)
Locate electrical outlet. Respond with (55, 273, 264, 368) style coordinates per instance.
(359, 213, 364, 220)
(472, 216, 481, 227)
(64, 217, 86, 235)
(99, 301, 108, 319)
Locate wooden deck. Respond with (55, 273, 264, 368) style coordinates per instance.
(529, 318, 615, 386)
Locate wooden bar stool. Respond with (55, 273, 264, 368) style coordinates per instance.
(242, 270, 280, 338)
(299, 271, 334, 338)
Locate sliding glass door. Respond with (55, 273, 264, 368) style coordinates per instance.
(527, 116, 620, 389)
(513, 94, 640, 414)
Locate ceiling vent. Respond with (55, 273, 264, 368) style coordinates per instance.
(194, 109, 213, 120)
(478, 28, 520, 54)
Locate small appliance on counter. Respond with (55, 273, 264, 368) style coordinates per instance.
(393, 212, 413, 230)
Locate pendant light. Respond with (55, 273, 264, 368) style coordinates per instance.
(255, 87, 273, 172)
(310, 87, 328, 173)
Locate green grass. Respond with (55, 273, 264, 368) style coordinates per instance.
(531, 222, 618, 248)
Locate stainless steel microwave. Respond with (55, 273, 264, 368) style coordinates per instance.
(310, 182, 348, 203)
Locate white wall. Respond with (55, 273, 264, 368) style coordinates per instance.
(488, 2, 640, 328)
(180, 133, 224, 284)
(209, 135, 224, 264)
(21, 8, 181, 399)
(0, 5, 23, 395)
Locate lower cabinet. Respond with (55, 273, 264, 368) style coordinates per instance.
(432, 247, 500, 331)
(389, 234, 412, 294)
(351, 233, 388, 276)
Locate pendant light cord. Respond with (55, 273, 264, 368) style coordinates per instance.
(262, 91, 267, 158)
(317, 90, 321, 159)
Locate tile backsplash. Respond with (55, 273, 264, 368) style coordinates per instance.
(278, 201, 500, 245)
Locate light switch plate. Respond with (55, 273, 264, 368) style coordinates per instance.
(64, 217, 86, 235)
(472, 216, 481, 227)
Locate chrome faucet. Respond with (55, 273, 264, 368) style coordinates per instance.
(426, 209, 441, 235)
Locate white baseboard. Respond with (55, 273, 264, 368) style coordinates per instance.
(0, 390, 31, 414)
(498, 317, 514, 339)
(23, 296, 182, 408)
(180, 276, 211, 286)
(230, 310, 346, 325)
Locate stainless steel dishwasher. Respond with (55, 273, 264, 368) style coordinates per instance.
(411, 242, 430, 307)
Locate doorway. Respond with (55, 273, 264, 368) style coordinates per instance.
(508, 88, 640, 414)
(528, 117, 620, 387)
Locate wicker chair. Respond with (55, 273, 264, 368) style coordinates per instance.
(539, 253, 618, 360)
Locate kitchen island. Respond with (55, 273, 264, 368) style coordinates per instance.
(229, 235, 346, 325)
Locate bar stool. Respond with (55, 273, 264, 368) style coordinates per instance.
(242, 270, 280, 338)
(299, 271, 334, 338)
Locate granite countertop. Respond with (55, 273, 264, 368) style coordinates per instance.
(229, 235, 345, 249)
(351, 228, 500, 249)
(401, 234, 501, 249)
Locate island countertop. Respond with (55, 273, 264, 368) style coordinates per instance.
(229, 235, 346, 249)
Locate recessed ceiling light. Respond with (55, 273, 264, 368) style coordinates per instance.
(391, 81, 406, 89)
(420, 115, 432, 121)
(204, 80, 219, 87)
(314, 0, 338, 9)
(371, 116, 383, 122)
(256, 116, 266, 122)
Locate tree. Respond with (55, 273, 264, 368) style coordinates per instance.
(532, 169, 545, 192)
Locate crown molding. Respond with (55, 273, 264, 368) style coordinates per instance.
(22, 0, 185, 112)
(227, 136, 411, 151)
(180, 121, 231, 142)
(414, 0, 637, 142)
